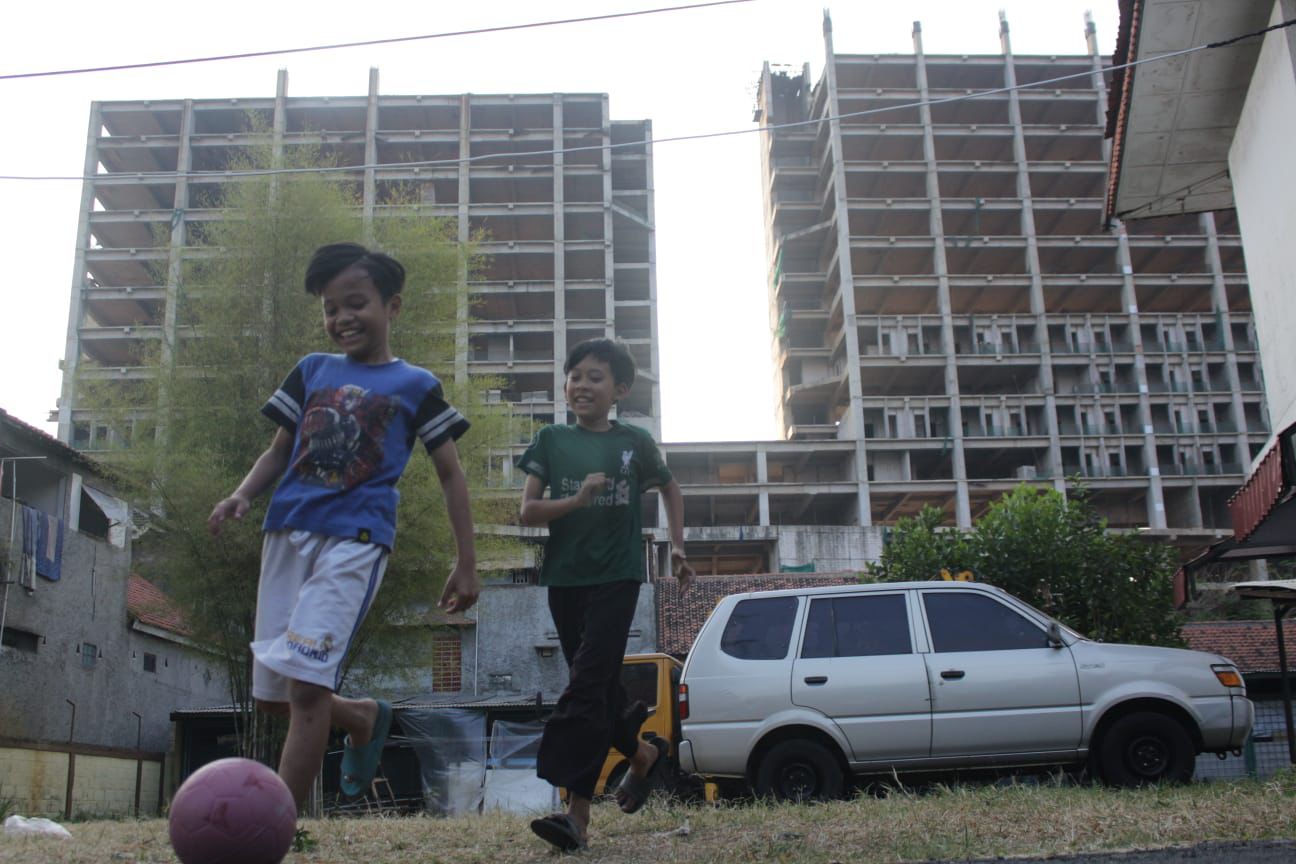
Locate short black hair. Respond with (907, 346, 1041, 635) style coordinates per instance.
(304, 243, 406, 300)
(564, 338, 636, 388)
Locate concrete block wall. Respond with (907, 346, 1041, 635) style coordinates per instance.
(68, 754, 162, 817)
(0, 747, 162, 818)
(0, 747, 68, 816)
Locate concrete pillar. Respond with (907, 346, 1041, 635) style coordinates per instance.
(363, 68, 378, 238)
(455, 95, 471, 385)
(272, 70, 287, 165)
(1200, 212, 1251, 465)
(1001, 12, 1065, 486)
(1087, 15, 1167, 528)
(154, 100, 194, 447)
(822, 13, 872, 525)
(57, 102, 104, 442)
(756, 447, 771, 525)
(914, 21, 971, 527)
(642, 119, 663, 424)
(601, 94, 615, 345)
(552, 94, 567, 419)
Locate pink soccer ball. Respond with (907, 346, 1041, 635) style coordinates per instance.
(168, 757, 297, 864)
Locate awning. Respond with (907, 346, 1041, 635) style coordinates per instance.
(83, 484, 129, 549)
(1225, 422, 1296, 551)
(1103, 0, 1274, 224)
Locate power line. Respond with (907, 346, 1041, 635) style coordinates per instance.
(1, 17, 1291, 184)
(0, 0, 755, 80)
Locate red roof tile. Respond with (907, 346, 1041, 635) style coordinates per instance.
(0, 408, 103, 473)
(127, 574, 191, 637)
(1181, 620, 1296, 674)
(656, 572, 860, 657)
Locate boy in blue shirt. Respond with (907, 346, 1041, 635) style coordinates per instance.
(208, 242, 479, 807)
(519, 338, 693, 851)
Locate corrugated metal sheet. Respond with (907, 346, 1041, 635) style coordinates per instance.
(1229, 443, 1284, 540)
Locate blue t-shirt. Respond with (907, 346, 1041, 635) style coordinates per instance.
(261, 353, 469, 549)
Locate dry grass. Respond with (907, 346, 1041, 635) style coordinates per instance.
(3, 774, 1295, 864)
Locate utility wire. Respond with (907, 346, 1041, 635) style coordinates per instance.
(0, 0, 755, 80)
(0, 17, 1291, 184)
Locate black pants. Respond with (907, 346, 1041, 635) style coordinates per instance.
(536, 580, 645, 800)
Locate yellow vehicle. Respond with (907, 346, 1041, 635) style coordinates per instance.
(592, 653, 700, 798)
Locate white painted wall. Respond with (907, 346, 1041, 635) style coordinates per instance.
(1229, 0, 1296, 449)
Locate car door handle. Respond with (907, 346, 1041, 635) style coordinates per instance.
(940, 670, 965, 680)
(804, 676, 828, 685)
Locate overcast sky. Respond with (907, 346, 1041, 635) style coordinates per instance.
(0, 0, 1113, 442)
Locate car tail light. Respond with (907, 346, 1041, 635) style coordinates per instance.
(677, 683, 689, 720)
(1212, 665, 1243, 688)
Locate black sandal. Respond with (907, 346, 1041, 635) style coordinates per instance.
(530, 813, 587, 852)
(615, 735, 669, 814)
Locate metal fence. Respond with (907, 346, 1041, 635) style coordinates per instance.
(1194, 700, 1294, 781)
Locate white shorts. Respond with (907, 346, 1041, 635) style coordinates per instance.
(251, 529, 387, 702)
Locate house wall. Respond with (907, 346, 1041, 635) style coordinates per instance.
(0, 743, 164, 818)
(1230, 0, 1296, 443)
(1, 494, 136, 746)
(458, 580, 657, 700)
(2, 496, 229, 754)
(773, 525, 884, 573)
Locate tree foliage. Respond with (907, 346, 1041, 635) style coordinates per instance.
(81, 143, 521, 754)
(867, 485, 1182, 646)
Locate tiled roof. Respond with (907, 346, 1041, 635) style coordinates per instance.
(1181, 620, 1296, 675)
(656, 572, 860, 657)
(127, 574, 191, 637)
(1102, 0, 1140, 226)
(0, 407, 103, 473)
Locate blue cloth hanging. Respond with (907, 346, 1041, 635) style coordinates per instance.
(21, 505, 63, 583)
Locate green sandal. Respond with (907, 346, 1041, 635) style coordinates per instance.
(340, 699, 392, 798)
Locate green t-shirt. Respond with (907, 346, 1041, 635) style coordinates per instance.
(518, 422, 673, 587)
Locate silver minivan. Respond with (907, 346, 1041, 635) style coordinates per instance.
(677, 581, 1252, 798)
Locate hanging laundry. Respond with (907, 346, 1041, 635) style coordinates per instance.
(19, 506, 63, 584)
(36, 510, 64, 582)
(19, 505, 38, 590)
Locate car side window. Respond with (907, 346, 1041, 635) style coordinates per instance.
(924, 592, 1049, 652)
(802, 594, 912, 658)
(620, 662, 659, 712)
(721, 597, 798, 660)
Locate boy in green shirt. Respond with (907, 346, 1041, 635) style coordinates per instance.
(519, 338, 693, 852)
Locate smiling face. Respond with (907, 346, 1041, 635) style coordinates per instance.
(320, 264, 401, 364)
(564, 353, 629, 430)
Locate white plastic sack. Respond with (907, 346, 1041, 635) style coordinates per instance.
(3, 815, 72, 839)
(483, 767, 560, 814)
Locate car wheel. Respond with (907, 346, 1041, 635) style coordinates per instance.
(1097, 711, 1195, 787)
(755, 739, 844, 802)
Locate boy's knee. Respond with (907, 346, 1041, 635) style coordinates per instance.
(288, 680, 333, 712)
(256, 699, 290, 717)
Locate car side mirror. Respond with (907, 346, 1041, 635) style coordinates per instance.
(1046, 621, 1065, 649)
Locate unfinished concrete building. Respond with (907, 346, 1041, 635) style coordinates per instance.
(747, 12, 1267, 534)
(56, 70, 660, 450)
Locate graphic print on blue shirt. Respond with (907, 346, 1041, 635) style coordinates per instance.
(260, 353, 471, 549)
(294, 384, 396, 490)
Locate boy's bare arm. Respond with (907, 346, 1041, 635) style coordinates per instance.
(518, 472, 606, 526)
(430, 439, 480, 614)
(660, 478, 695, 596)
(208, 427, 294, 535)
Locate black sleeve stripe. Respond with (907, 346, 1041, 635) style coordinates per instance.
(417, 406, 467, 443)
(421, 416, 471, 452)
(265, 389, 301, 424)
